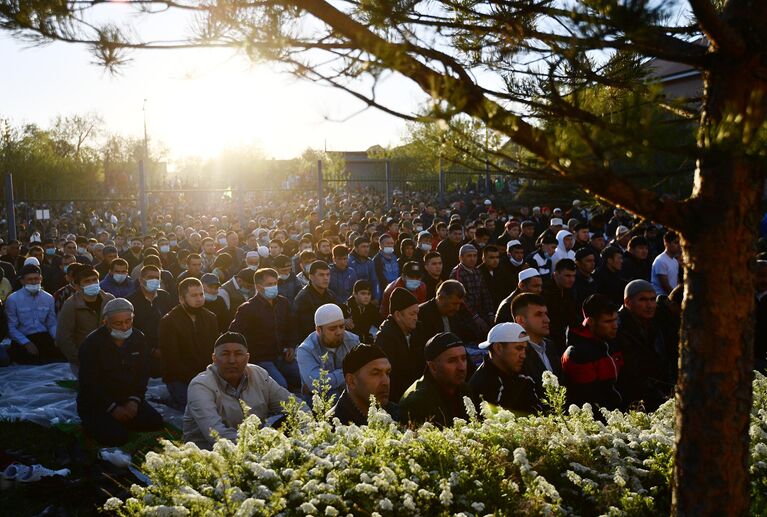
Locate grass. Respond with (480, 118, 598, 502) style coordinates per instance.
(0, 420, 180, 516)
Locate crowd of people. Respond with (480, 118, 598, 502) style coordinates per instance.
(0, 188, 764, 448)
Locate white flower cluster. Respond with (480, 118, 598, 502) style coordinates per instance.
(103, 375, 767, 516)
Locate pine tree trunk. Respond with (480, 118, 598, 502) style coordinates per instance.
(672, 17, 766, 512)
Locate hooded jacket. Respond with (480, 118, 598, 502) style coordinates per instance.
(550, 230, 576, 270)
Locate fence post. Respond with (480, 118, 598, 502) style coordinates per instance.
(237, 173, 246, 230)
(385, 160, 393, 211)
(4, 173, 16, 242)
(317, 160, 324, 220)
(485, 159, 491, 195)
(138, 160, 148, 235)
(438, 158, 445, 205)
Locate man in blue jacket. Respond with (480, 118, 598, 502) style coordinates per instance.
(329, 245, 358, 305)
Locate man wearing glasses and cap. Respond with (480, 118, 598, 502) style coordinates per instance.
(469, 323, 541, 415)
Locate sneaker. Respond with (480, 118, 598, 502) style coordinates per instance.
(16, 464, 70, 483)
(1, 463, 32, 490)
(98, 448, 131, 469)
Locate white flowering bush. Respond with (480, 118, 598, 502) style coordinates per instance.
(104, 372, 767, 516)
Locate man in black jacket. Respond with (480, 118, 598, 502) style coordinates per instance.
(512, 293, 564, 398)
(229, 268, 299, 390)
(594, 246, 628, 307)
(574, 248, 597, 311)
(621, 236, 652, 282)
(375, 287, 422, 401)
(159, 277, 220, 410)
(616, 280, 672, 411)
(417, 280, 481, 346)
(495, 268, 542, 324)
(127, 265, 173, 378)
(542, 259, 580, 351)
(435, 223, 463, 280)
(478, 245, 513, 311)
(77, 298, 163, 446)
(470, 322, 540, 414)
(330, 344, 399, 425)
(293, 261, 339, 340)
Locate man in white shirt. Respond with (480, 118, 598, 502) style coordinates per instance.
(651, 231, 681, 295)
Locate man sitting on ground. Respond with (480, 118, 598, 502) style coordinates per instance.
(330, 343, 399, 425)
(183, 332, 298, 449)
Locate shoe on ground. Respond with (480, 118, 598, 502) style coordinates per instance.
(1, 463, 32, 490)
(17, 464, 71, 483)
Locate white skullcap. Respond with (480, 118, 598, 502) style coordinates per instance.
(418, 230, 432, 239)
(257, 245, 270, 257)
(506, 239, 522, 250)
(549, 218, 564, 226)
(616, 225, 630, 237)
(314, 303, 344, 327)
(23, 257, 40, 266)
(518, 268, 540, 283)
(246, 251, 259, 259)
(484, 199, 492, 205)
(572, 199, 581, 206)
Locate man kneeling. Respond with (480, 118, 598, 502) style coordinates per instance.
(183, 332, 297, 449)
(330, 344, 399, 425)
(77, 298, 163, 446)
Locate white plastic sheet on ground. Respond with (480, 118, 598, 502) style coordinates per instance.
(0, 363, 184, 429)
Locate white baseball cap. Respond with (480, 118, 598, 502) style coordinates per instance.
(479, 322, 530, 349)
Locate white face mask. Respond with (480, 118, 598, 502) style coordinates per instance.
(248, 264, 259, 271)
(382, 246, 395, 255)
(419, 243, 432, 252)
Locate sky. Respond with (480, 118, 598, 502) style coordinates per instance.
(0, 5, 425, 162)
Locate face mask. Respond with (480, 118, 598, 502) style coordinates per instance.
(248, 264, 259, 271)
(24, 283, 41, 294)
(239, 288, 252, 297)
(477, 242, 486, 248)
(383, 246, 395, 255)
(510, 257, 524, 267)
(300, 247, 312, 253)
(278, 274, 290, 281)
(218, 238, 227, 246)
(405, 279, 421, 291)
(169, 240, 177, 247)
(77, 247, 87, 255)
(159, 245, 170, 253)
(263, 285, 279, 300)
(82, 283, 101, 297)
(419, 243, 432, 252)
(112, 273, 128, 284)
(415, 225, 423, 232)
(303, 265, 311, 274)
(110, 328, 133, 340)
(45, 248, 56, 256)
(204, 293, 218, 302)
(63, 264, 70, 274)
(145, 279, 161, 292)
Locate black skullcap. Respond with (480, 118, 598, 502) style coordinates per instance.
(273, 254, 292, 269)
(389, 287, 419, 313)
(541, 234, 558, 245)
(424, 332, 465, 361)
(19, 264, 41, 277)
(402, 261, 422, 277)
(575, 247, 596, 261)
(215, 331, 248, 350)
(342, 343, 388, 375)
(574, 223, 588, 231)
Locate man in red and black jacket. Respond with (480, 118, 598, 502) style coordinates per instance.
(561, 293, 624, 411)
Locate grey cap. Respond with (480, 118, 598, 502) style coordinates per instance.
(459, 244, 477, 256)
(102, 298, 134, 319)
(624, 279, 655, 299)
(201, 273, 221, 286)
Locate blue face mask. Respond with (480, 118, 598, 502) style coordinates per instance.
(24, 283, 41, 294)
(405, 279, 421, 291)
(83, 283, 100, 297)
(110, 328, 133, 340)
(145, 279, 161, 292)
(45, 248, 56, 256)
(263, 285, 279, 300)
(240, 288, 252, 298)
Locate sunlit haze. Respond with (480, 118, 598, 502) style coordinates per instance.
(1, 23, 421, 161)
